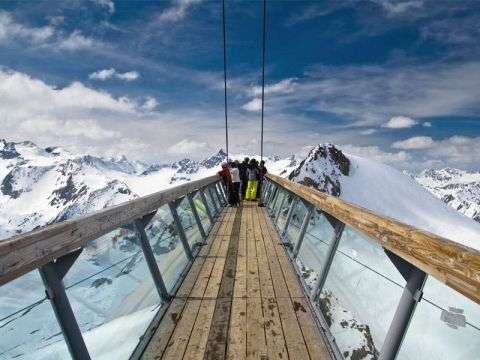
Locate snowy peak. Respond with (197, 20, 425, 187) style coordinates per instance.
(288, 144, 350, 196)
(200, 149, 227, 169)
(0, 139, 21, 159)
(414, 168, 480, 223)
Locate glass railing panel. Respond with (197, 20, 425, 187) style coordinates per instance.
(207, 185, 220, 213)
(63, 226, 161, 360)
(177, 197, 203, 251)
(317, 225, 406, 359)
(203, 187, 217, 215)
(284, 199, 308, 247)
(270, 189, 286, 217)
(192, 192, 212, 232)
(276, 194, 294, 231)
(144, 205, 191, 292)
(397, 277, 480, 360)
(0, 270, 70, 359)
(296, 211, 336, 294)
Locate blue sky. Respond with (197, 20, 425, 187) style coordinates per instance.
(0, 0, 479, 170)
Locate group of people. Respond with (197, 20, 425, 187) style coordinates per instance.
(218, 157, 267, 206)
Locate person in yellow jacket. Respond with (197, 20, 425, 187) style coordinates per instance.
(245, 159, 259, 200)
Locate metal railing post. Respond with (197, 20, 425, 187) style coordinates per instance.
(379, 255, 427, 360)
(218, 182, 228, 205)
(311, 221, 345, 301)
(187, 193, 206, 239)
(282, 196, 298, 236)
(208, 186, 219, 215)
(39, 252, 91, 360)
(274, 191, 287, 225)
(292, 204, 314, 258)
(169, 200, 194, 261)
(199, 188, 214, 224)
(215, 182, 226, 206)
(134, 220, 171, 302)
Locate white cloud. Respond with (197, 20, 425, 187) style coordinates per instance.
(242, 98, 262, 112)
(89, 68, 140, 81)
(382, 116, 417, 129)
(142, 97, 158, 111)
(423, 121, 432, 127)
(92, 0, 115, 14)
(0, 11, 54, 44)
(251, 78, 297, 96)
(157, 0, 202, 24)
(116, 71, 139, 81)
(167, 139, 209, 155)
(360, 128, 377, 135)
(374, 0, 424, 15)
(89, 68, 116, 80)
(392, 136, 435, 149)
(58, 30, 101, 51)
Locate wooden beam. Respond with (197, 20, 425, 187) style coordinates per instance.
(0, 175, 220, 285)
(266, 174, 480, 305)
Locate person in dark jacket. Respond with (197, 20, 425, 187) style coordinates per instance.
(239, 157, 249, 200)
(257, 160, 267, 205)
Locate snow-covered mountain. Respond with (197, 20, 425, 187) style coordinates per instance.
(1, 140, 479, 360)
(413, 168, 480, 223)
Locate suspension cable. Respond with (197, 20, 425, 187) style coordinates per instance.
(222, 0, 229, 161)
(260, 0, 267, 160)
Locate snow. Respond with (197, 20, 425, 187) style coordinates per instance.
(341, 154, 480, 250)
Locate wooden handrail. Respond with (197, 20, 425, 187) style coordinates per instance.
(0, 175, 220, 286)
(266, 173, 480, 305)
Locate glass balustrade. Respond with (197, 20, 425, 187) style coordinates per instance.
(0, 271, 70, 359)
(397, 277, 480, 360)
(192, 192, 212, 232)
(176, 197, 203, 251)
(143, 205, 191, 293)
(295, 211, 336, 294)
(63, 226, 160, 360)
(276, 194, 294, 231)
(284, 199, 308, 248)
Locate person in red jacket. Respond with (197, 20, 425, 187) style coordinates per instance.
(218, 163, 232, 205)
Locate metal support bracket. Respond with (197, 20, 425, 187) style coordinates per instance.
(292, 204, 314, 258)
(134, 219, 171, 302)
(379, 250, 427, 360)
(169, 202, 194, 261)
(187, 193, 207, 239)
(39, 250, 91, 360)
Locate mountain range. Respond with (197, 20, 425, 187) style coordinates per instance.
(1, 139, 479, 360)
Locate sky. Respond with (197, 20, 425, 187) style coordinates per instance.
(0, 0, 479, 171)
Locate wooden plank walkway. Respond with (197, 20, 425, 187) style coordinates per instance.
(141, 202, 332, 360)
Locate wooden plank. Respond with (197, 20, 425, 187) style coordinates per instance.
(141, 209, 226, 360)
(0, 175, 220, 285)
(266, 174, 480, 304)
(204, 207, 242, 359)
(262, 297, 288, 360)
(183, 299, 217, 360)
(246, 208, 261, 299)
(246, 296, 267, 359)
(294, 298, 331, 360)
(227, 298, 247, 360)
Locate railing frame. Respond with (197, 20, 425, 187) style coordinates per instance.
(0, 175, 225, 360)
(263, 174, 480, 360)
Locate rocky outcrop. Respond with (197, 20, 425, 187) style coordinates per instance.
(288, 144, 350, 196)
